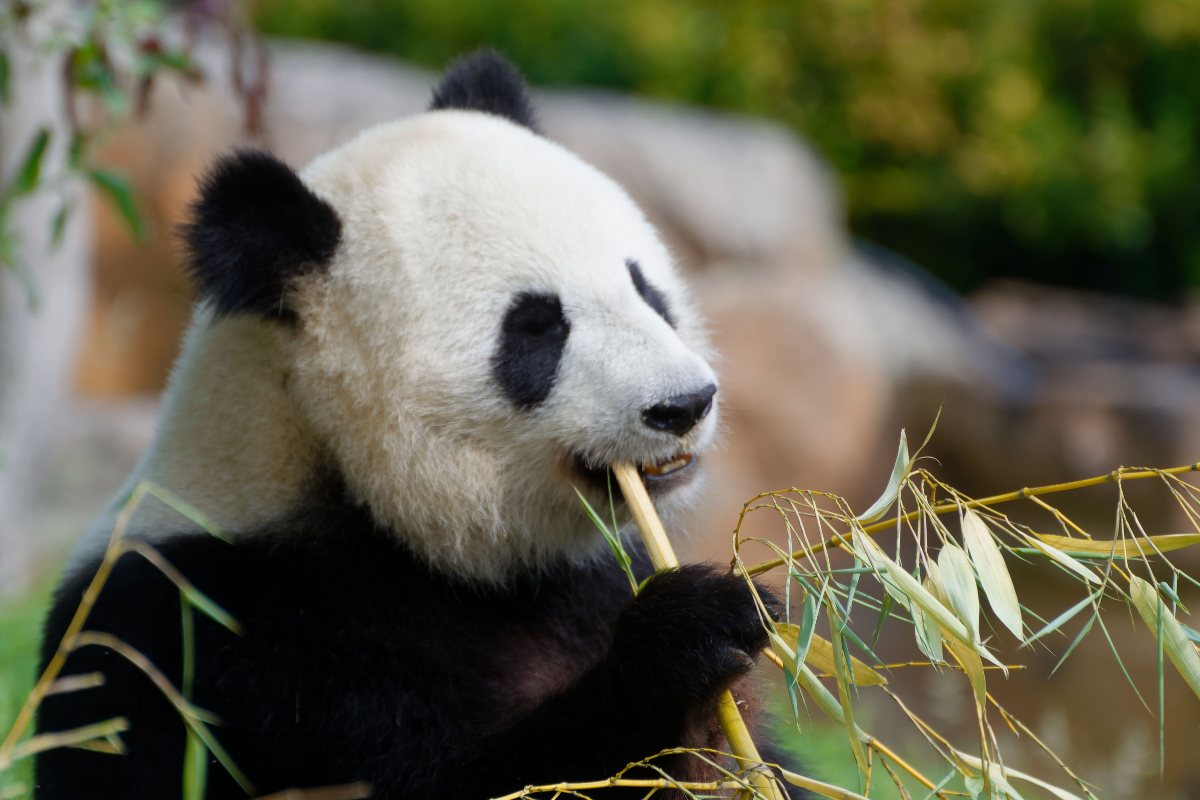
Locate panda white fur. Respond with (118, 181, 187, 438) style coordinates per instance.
(37, 51, 795, 799)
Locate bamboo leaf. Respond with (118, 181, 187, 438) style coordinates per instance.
(794, 662, 848, 726)
(773, 624, 887, 686)
(574, 487, 638, 594)
(797, 588, 821, 665)
(955, 752, 1082, 800)
(855, 529, 1007, 671)
(1021, 591, 1100, 649)
(962, 509, 1023, 640)
(857, 431, 909, 523)
(780, 769, 872, 800)
(50, 200, 71, 246)
(828, 602, 869, 775)
(182, 731, 208, 800)
(1021, 535, 1101, 585)
(1051, 612, 1095, 675)
(920, 770, 956, 800)
(1129, 575, 1200, 703)
(1035, 533, 1200, 557)
(915, 580, 945, 663)
(8, 129, 50, 199)
(88, 168, 148, 241)
(939, 543, 981, 642)
(948, 638, 986, 709)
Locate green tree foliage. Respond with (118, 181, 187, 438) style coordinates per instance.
(255, 0, 1200, 298)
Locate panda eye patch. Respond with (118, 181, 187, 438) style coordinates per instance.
(493, 292, 570, 409)
(627, 259, 675, 328)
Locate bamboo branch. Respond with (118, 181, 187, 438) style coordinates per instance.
(612, 463, 785, 800)
(744, 463, 1200, 577)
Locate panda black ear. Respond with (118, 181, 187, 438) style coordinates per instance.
(429, 48, 539, 133)
(182, 150, 342, 321)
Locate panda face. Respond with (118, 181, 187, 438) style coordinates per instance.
(172, 55, 720, 582)
(273, 110, 718, 580)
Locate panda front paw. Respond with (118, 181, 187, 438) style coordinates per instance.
(609, 564, 779, 707)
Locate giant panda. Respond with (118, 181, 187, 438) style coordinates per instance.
(35, 50, 794, 800)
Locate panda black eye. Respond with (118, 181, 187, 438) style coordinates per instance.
(627, 259, 675, 328)
(493, 292, 570, 409)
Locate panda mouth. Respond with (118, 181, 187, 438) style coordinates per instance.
(571, 453, 698, 498)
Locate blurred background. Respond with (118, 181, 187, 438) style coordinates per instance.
(3, 0, 1200, 797)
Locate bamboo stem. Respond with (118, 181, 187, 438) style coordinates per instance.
(745, 463, 1200, 577)
(612, 464, 784, 800)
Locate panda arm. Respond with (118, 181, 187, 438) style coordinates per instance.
(441, 565, 776, 800)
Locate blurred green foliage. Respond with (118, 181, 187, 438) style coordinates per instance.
(255, 0, 1200, 298)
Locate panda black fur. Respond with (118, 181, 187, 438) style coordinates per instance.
(36, 52, 803, 799)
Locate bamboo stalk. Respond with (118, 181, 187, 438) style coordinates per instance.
(745, 462, 1200, 577)
(612, 463, 784, 800)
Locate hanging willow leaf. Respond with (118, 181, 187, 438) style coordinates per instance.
(857, 430, 909, 523)
(1129, 576, 1200, 703)
(939, 543, 981, 642)
(962, 509, 1023, 640)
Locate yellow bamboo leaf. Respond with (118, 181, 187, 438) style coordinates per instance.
(1129, 575, 1200, 703)
(773, 624, 886, 686)
(1035, 533, 1200, 557)
(948, 639, 986, 709)
(780, 769, 871, 800)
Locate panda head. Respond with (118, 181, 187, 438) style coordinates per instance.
(180, 50, 719, 582)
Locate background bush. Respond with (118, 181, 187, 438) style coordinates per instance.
(255, 0, 1200, 299)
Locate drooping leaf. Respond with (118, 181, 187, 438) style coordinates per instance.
(0, 49, 9, 104)
(828, 601, 869, 775)
(948, 638, 987, 709)
(89, 168, 148, 241)
(955, 752, 1082, 800)
(50, 200, 71, 247)
(939, 543, 981, 642)
(855, 528, 1007, 671)
(1021, 591, 1100, 649)
(962, 509, 1023, 640)
(1021, 535, 1101, 585)
(8, 129, 50, 199)
(857, 430, 909, 523)
(1129, 575, 1200, 703)
(1035, 533, 1200, 557)
(914, 580, 945, 663)
(780, 769, 872, 800)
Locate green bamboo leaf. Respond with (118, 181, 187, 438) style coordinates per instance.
(50, 199, 71, 247)
(1129, 575, 1200, 704)
(871, 595, 892, 648)
(938, 543, 980, 642)
(182, 731, 208, 800)
(140, 481, 228, 541)
(920, 770, 956, 800)
(0, 49, 9, 104)
(8, 129, 50, 199)
(1050, 611, 1095, 675)
(828, 601, 869, 776)
(962, 509, 1023, 640)
(1020, 591, 1099, 649)
(574, 487, 638, 593)
(857, 431, 909, 523)
(797, 588, 820, 665)
(88, 168, 148, 241)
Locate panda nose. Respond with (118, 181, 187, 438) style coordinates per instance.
(641, 384, 717, 437)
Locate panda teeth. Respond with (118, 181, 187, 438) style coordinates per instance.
(641, 453, 695, 479)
